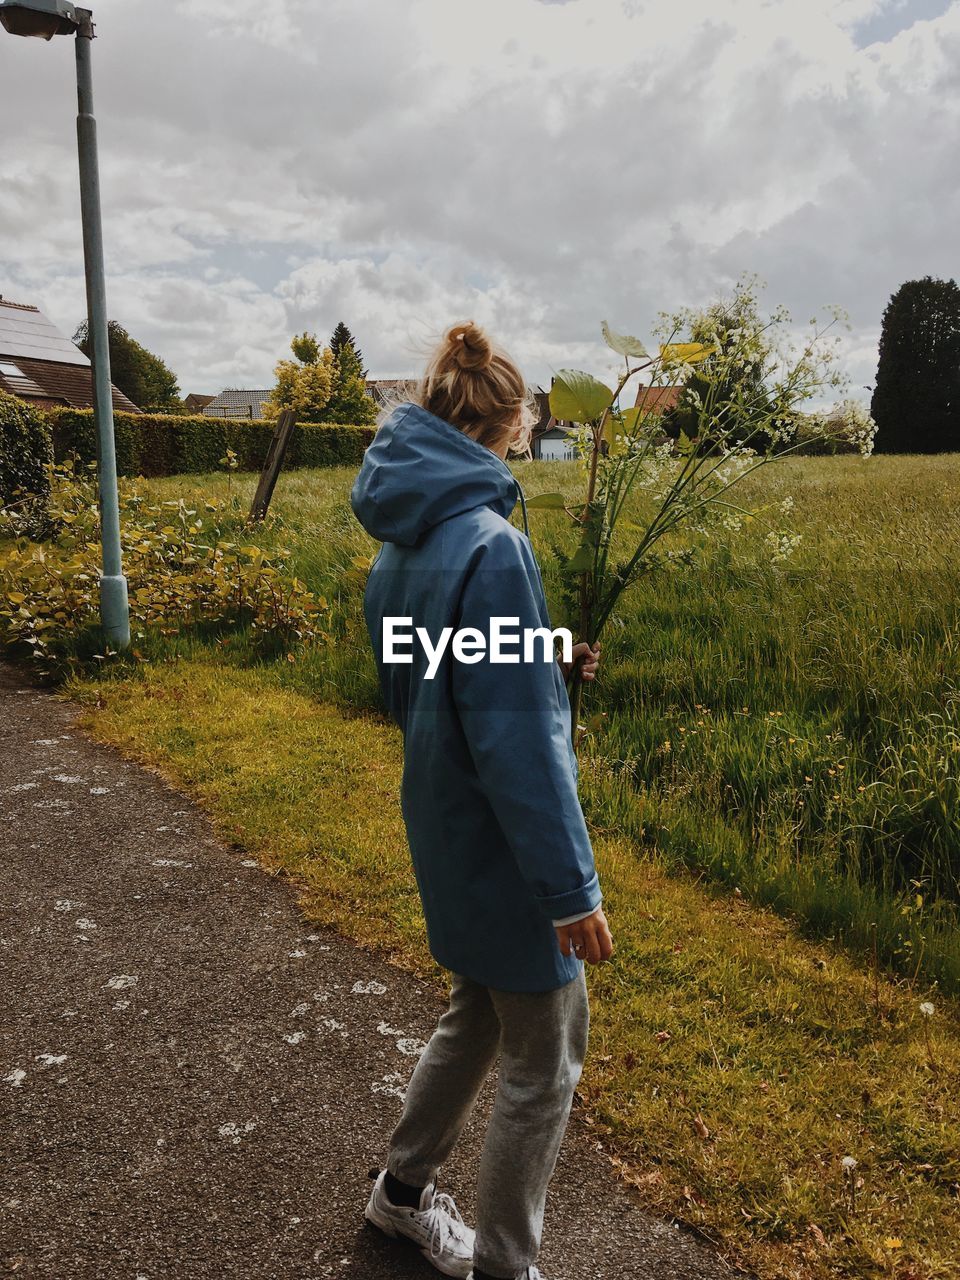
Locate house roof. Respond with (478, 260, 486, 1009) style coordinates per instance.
(633, 384, 683, 415)
(0, 355, 140, 414)
(203, 389, 272, 419)
(0, 298, 141, 413)
(364, 378, 416, 407)
(183, 392, 215, 411)
(0, 297, 88, 367)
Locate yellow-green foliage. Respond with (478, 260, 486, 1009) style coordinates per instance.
(70, 659, 960, 1280)
(265, 349, 337, 421)
(263, 332, 337, 422)
(0, 461, 328, 672)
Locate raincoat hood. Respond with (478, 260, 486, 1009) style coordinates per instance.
(350, 401, 527, 547)
(354, 400, 601, 992)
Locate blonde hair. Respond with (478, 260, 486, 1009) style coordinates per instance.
(386, 321, 537, 458)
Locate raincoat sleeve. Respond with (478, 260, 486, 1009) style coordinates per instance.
(450, 531, 602, 923)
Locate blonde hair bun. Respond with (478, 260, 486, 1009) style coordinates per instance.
(409, 318, 537, 458)
(446, 321, 493, 373)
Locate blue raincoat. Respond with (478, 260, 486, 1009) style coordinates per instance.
(350, 401, 602, 992)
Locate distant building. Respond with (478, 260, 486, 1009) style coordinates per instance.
(364, 378, 413, 409)
(531, 424, 578, 460)
(530, 389, 575, 460)
(183, 392, 214, 414)
(633, 384, 683, 416)
(202, 389, 273, 420)
(0, 296, 140, 413)
(528, 383, 684, 460)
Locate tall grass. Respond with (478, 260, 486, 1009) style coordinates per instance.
(34, 452, 960, 988)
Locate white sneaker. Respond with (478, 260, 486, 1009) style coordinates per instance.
(466, 1269, 547, 1280)
(364, 1168, 475, 1278)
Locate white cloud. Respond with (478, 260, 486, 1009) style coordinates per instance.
(0, 0, 956, 398)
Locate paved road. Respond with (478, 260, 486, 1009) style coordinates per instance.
(0, 664, 747, 1280)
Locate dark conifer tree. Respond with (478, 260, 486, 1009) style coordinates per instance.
(872, 277, 960, 453)
(329, 321, 365, 376)
(324, 321, 376, 425)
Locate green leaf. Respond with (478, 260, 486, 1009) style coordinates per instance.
(601, 413, 618, 451)
(601, 321, 648, 359)
(550, 369, 613, 424)
(525, 492, 568, 510)
(562, 543, 595, 573)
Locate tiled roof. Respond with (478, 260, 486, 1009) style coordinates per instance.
(203, 389, 273, 419)
(0, 355, 141, 413)
(633, 385, 683, 415)
(0, 296, 140, 412)
(364, 379, 416, 406)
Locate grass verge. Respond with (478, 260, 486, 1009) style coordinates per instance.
(68, 657, 960, 1280)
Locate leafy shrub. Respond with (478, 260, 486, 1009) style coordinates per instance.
(293, 422, 374, 468)
(0, 390, 53, 537)
(0, 459, 330, 674)
(792, 401, 878, 456)
(49, 408, 374, 478)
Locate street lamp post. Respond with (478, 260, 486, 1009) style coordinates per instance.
(2, 0, 130, 648)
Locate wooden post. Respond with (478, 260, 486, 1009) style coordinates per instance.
(248, 409, 297, 524)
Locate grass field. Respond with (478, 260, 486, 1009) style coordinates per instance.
(85, 453, 960, 990)
(6, 451, 960, 1277)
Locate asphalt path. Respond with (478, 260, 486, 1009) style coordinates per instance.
(0, 663, 748, 1280)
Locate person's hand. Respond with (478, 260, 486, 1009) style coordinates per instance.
(559, 641, 601, 682)
(555, 906, 614, 964)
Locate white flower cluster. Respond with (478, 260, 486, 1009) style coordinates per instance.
(607, 437, 676, 494)
(712, 450, 755, 486)
(766, 416, 799, 445)
(821, 399, 878, 457)
(764, 530, 803, 563)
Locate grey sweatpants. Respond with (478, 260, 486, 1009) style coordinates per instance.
(385, 966, 590, 1278)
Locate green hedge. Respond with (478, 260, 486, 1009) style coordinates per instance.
(1, 390, 53, 524)
(49, 409, 375, 477)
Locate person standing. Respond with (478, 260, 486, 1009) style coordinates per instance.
(351, 321, 614, 1280)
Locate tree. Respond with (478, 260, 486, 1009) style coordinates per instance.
(263, 332, 336, 422)
(660, 277, 783, 453)
(871, 277, 960, 453)
(73, 320, 181, 412)
(291, 332, 321, 365)
(322, 321, 377, 425)
(329, 321, 364, 373)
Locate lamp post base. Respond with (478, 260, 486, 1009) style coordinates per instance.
(99, 573, 130, 648)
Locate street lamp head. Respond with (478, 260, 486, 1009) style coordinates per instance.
(0, 0, 79, 39)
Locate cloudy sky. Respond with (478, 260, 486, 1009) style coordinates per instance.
(1, 0, 957, 402)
